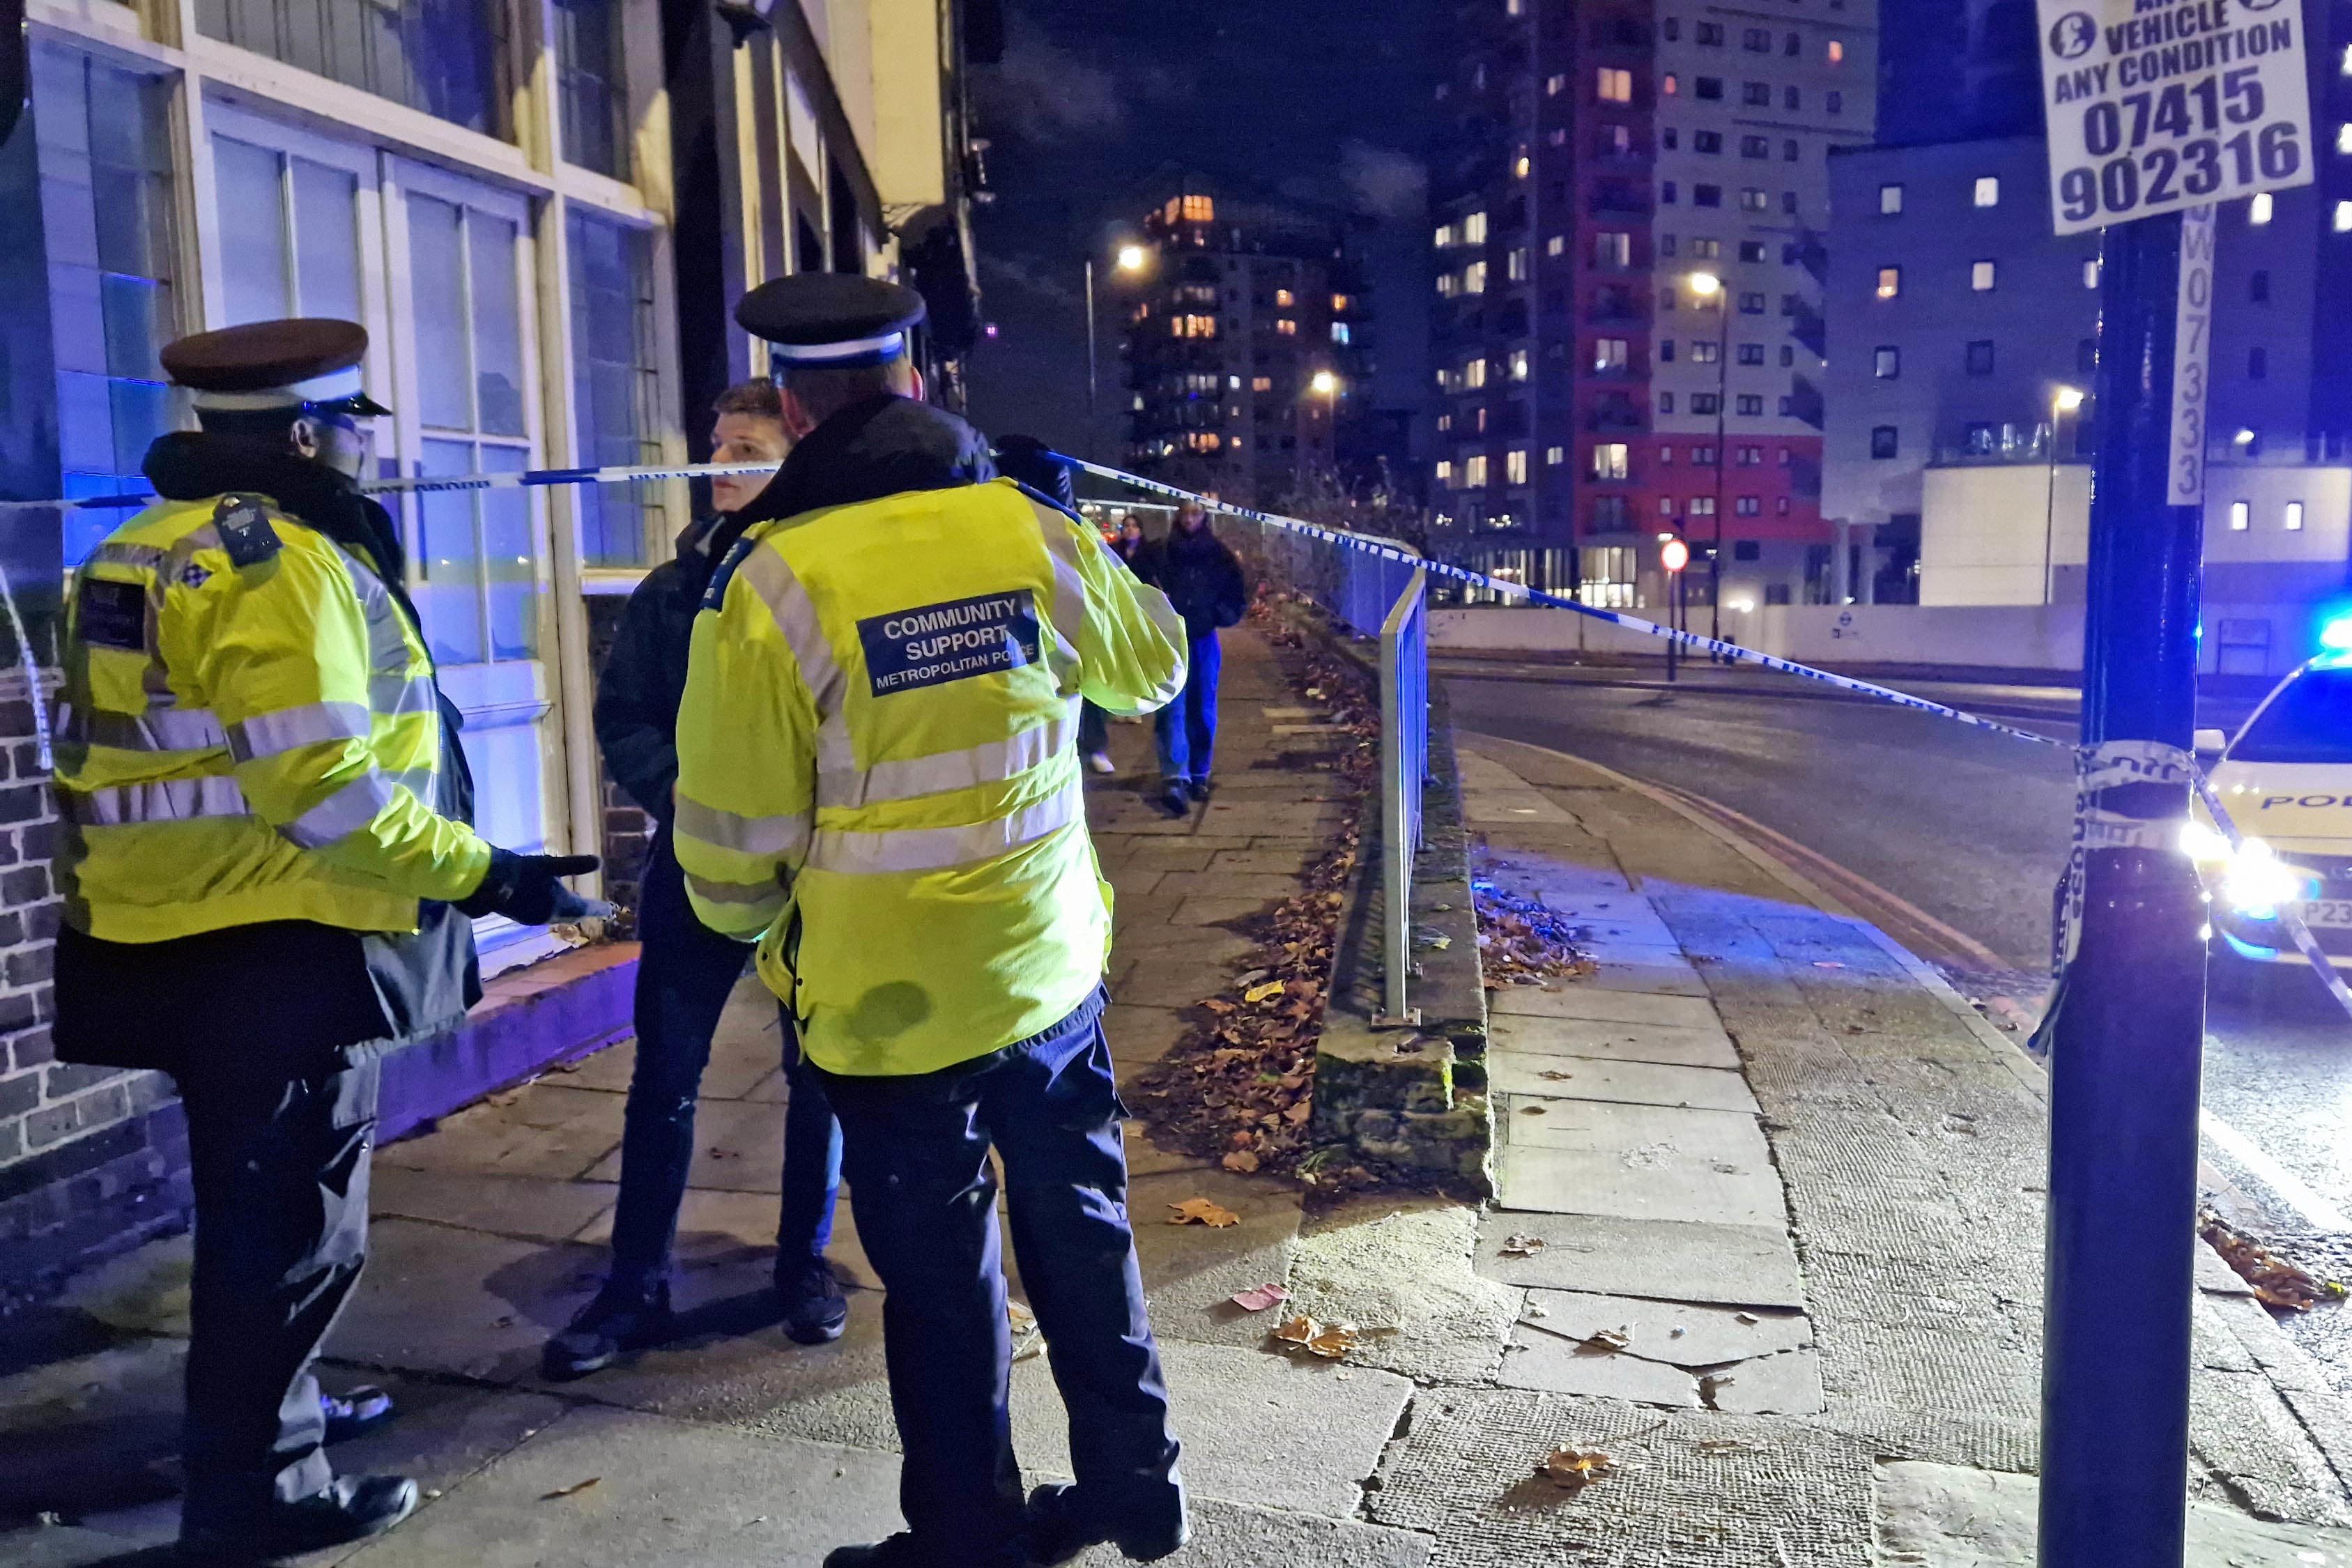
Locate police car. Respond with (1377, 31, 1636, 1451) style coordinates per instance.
(2188, 633, 2352, 964)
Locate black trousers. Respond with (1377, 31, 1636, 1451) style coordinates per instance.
(815, 991, 1180, 1560)
(176, 1054, 381, 1529)
(608, 827, 840, 1285)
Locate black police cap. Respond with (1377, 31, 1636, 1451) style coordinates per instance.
(160, 318, 390, 416)
(736, 275, 925, 369)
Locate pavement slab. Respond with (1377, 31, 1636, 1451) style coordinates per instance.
(1490, 1056, 1758, 1113)
(1472, 1210, 1808, 1309)
(1487, 1011, 1739, 1070)
(1484, 984, 1724, 1031)
(1874, 1459, 2352, 1566)
(1284, 1199, 1520, 1384)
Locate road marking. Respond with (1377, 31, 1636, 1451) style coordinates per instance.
(2199, 1108, 2352, 1234)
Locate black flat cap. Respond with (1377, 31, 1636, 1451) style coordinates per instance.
(160, 318, 390, 416)
(737, 275, 925, 368)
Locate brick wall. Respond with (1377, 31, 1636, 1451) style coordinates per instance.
(585, 594, 655, 935)
(0, 681, 195, 1312)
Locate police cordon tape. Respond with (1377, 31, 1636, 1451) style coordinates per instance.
(1057, 452, 2352, 1021)
(5, 449, 2345, 1015)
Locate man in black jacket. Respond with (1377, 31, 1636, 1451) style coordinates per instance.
(542, 381, 848, 1378)
(1137, 502, 1247, 815)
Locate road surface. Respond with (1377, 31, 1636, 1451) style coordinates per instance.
(1440, 659, 2352, 1305)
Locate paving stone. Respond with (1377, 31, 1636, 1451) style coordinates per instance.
(1462, 790, 1578, 826)
(1205, 847, 1320, 875)
(1285, 1198, 1519, 1383)
(572, 1189, 879, 1291)
(582, 1098, 785, 1194)
(1117, 954, 1228, 1010)
(1497, 1328, 1702, 1405)
(1128, 1165, 1304, 1349)
(1485, 984, 1725, 1031)
(1700, 1347, 1826, 1415)
(1516, 1289, 1810, 1367)
(1873, 1459, 2352, 1566)
(339, 1405, 905, 1568)
(1473, 1210, 1806, 1309)
(378, 1084, 626, 1182)
(371, 1165, 620, 1245)
(1488, 1011, 1739, 1070)
(1172, 896, 1280, 928)
(1151, 870, 1319, 904)
(1577, 952, 1712, 999)
(1491, 1056, 1758, 1114)
(1494, 1102, 1783, 1227)
(1105, 1004, 1190, 1068)
(1061, 1498, 1431, 1568)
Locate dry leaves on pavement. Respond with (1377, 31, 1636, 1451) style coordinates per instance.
(1500, 1233, 1547, 1258)
(1167, 1197, 1241, 1228)
(1271, 1314, 1365, 1360)
(1469, 866, 1600, 989)
(2199, 1210, 2347, 1311)
(1536, 1447, 1615, 1491)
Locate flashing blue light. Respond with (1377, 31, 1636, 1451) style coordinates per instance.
(2323, 616, 2352, 652)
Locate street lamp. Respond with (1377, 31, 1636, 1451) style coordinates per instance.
(2043, 385, 2084, 604)
(1087, 243, 1151, 420)
(1309, 369, 1339, 396)
(1689, 272, 1731, 652)
(1660, 534, 1691, 684)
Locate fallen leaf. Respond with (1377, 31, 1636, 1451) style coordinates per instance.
(1230, 1282, 1291, 1312)
(1537, 1446, 1615, 1491)
(1167, 1197, 1240, 1228)
(1307, 1323, 1363, 1358)
(1244, 980, 1286, 1004)
(1583, 1327, 1631, 1353)
(1008, 1301, 1036, 1332)
(1203, 999, 1235, 1015)
(1538, 1069, 1574, 1081)
(1283, 1100, 1312, 1125)
(1222, 1150, 1261, 1174)
(1736, 1311, 1760, 1325)
(541, 1477, 601, 1501)
(1500, 1233, 1546, 1258)
(1521, 1105, 1548, 1116)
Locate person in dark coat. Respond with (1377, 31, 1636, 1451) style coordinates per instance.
(1136, 501, 1247, 814)
(542, 380, 849, 1378)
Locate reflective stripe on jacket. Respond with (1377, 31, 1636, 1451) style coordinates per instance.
(54, 493, 493, 942)
(675, 477, 1187, 1077)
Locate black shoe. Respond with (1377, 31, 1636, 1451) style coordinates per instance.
(777, 1256, 849, 1345)
(1158, 780, 1192, 817)
(320, 1385, 394, 1444)
(824, 1532, 1027, 1568)
(179, 1474, 419, 1562)
(541, 1277, 673, 1381)
(1025, 1481, 1191, 1565)
(1185, 778, 1213, 802)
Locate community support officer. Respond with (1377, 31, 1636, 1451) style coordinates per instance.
(544, 378, 847, 1380)
(49, 318, 604, 1563)
(672, 275, 1192, 1568)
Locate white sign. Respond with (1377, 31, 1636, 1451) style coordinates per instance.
(2036, 0, 2312, 236)
(2168, 204, 2217, 505)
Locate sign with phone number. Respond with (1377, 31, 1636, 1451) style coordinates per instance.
(2035, 0, 2312, 237)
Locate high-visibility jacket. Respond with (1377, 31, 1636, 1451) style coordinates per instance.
(675, 477, 1187, 1077)
(54, 491, 493, 942)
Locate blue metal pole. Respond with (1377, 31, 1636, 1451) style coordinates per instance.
(2038, 209, 2208, 1566)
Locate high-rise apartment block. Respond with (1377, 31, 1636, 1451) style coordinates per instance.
(1115, 187, 1373, 507)
(1430, 0, 1877, 608)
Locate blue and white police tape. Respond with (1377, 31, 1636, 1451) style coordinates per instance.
(0, 459, 785, 515)
(1064, 453, 2352, 1020)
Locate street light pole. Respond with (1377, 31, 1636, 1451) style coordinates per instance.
(1709, 289, 1730, 652)
(1084, 256, 1098, 421)
(2042, 386, 2082, 606)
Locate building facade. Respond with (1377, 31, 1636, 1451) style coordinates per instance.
(0, 0, 977, 1300)
(1427, 0, 1877, 610)
(1113, 187, 1373, 509)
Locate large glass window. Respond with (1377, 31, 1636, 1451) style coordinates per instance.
(34, 45, 181, 565)
(406, 190, 535, 665)
(212, 136, 364, 327)
(553, 0, 627, 177)
(567, 208, 663, 567)
(196, 0, 512, 139)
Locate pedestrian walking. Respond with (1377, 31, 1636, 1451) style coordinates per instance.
(673, 274, 1192, 1568)
(1136, 500, 1247, 815)
(1113, 514, 1146, 566)
(49, 318, 604, 1562)
(541, 379, 848, 1381)
(993, 435, 1121, 777)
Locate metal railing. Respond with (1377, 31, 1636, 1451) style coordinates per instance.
(1064, 461, 1432, 1024)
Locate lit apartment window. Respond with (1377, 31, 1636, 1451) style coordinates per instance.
(1546, 445, 1567, 465)
(1436, 460, 1454, 486)
(1971, 260, 1997, 291)
(1275, 318, 1297, 335)
(1515, 153, 1531, 178)
(1736, 496, 1762, 516)
(1463, 210, 1489, 243)
(1507, 448, 1530, 484)
(1465, 357, 1487, 388)
(1594, 337, 1629, 371)
(1827, 40, 1845, 63)
(1594, 231, 1630, 267)
(1691, 340, 1720, 364)
(1275, 288, 1294, 307)
(1597, 68, 1633, 103)
(1974, 176, 1999, 206)
(1466, 454, 1489, 486)
(1463, 261, 1486, 293)
(1741, 188, 1770, 213)
(1663, 72, 1679, 95)
(2339, 123, 2352, 154)
(1690, 496, 1717, 517)
(2251, 193, 2274, 224)
(2229, 501, 2250, 531)
(1691, 238, 1721, 259)
(1509, 349, 1530, 381)
(1436, 273, 1459, 298)
(2286, 501, 2306, 531)
(1592, 443, 1630, 479)
(1874, 346, 1899, 378)
(2337, 201, 2352, 233)
(1434, 222, 1456, 247)
(1507, 247, 1530, 281)
(1181, 195, 1213, 222)
(2083, 259, 2100, 288)
(1252, 376, 1271, 391)
(1548, 234, 1567, 256)
(1506, 0, 1523, 13)
(1330, 322, 1351, 344)
(1546, 72, 1567, 95)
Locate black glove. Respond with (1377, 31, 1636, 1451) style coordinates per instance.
(456, 850, 610, 925)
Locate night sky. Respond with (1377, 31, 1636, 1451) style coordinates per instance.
(962, 1, 1438, 463)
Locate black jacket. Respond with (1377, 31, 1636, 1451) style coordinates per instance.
(55, 433, 482, 1074)
(597, 394, 996, 822)
(1139, 525, 1248, 639)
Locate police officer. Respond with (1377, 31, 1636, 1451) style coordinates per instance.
(49, 318, 604, 1562)
(673, 277, 1192, 1568)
